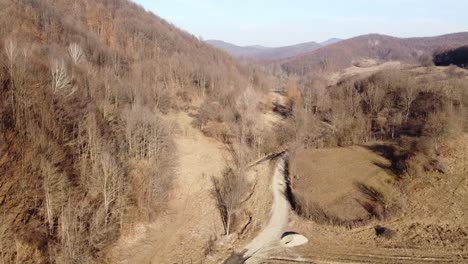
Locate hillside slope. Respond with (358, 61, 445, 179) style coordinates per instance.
(110, 112, 227, 263)
(281, 32, 468, 75)
(434, 45, 468, 68)
(288, 134, 468, 263)
(0, 0, 255, 262)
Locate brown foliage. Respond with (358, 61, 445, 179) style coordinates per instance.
(281, 33, 468, 75)
(289, 68, 468, 176)
(0, 0, 255, 262)
(286, 76, 301, 107)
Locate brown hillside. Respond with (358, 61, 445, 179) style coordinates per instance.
(281, 33, 468, 75)
(0, 0, 259, 262)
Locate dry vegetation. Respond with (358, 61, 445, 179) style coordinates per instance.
(290, 146, 401, 227)
(275, 65, 468, 258)
(289, 134, 468, 262)
(279, 32, 468, 75)
(212, 167, 248, 236)
(269, 64, 468, 262)
(279, 67, 468, 175)
(0, 0, 267, 262)
(1, 0, 468, 263)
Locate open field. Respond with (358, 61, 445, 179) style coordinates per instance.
(280, 135, 468, 263)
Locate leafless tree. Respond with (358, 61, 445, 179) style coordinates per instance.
(388, 111, 403, 139)
(98, 151, 122, 224)
(51, 59, 75, 96)
(211, 168, 247, 235)
(342, 82, 361, 117)
(286, 77, 301, 107)
(4, 38, 17, 66)
(364, 82, 384, 117)
(123, 104, 170, 160)
(68, 43, 83, 64)
(234, 87, 262, 162)
(402, 81, 419, 121)
(0, 0, 270, 262)
(4, 38, 18, 121)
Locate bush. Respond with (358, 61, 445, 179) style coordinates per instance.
(192, 101, 223, 129)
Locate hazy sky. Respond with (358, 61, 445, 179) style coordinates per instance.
(133, 0, 467, 47)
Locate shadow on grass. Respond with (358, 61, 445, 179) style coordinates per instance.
(364, 144, 408, 177)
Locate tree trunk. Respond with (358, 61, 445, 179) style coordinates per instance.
(226, 214, 231, 236)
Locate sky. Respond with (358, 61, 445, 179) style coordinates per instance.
(133, 0, 467, 47)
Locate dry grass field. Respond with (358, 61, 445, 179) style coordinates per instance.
(290, 145, 400, 222)
(277, 135, 468, 263)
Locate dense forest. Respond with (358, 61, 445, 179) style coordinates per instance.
(434, 45, 468, 68)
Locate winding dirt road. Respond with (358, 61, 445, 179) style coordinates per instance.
(244, 152, 291, 259)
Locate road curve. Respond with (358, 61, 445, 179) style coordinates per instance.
(244, 152, 291, 258)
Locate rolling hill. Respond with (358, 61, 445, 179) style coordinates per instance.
(207, 38, 342, 60)
(280, 32, 468, 75)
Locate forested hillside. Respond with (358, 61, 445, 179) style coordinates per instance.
(0, 0, 263, 262)
(434, 45, 468, 68)
(280, 33, 468, 75)
(1, 0, 467, 263)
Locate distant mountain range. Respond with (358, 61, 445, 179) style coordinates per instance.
(319, 38, 342, 46)
(280, 32, 468, 75)
(206, 38, 343, 60)
(207, 33, 468, 75)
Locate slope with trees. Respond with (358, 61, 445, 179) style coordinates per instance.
(434, 45, 468, 68)
(0, 0, 265, 262)
(280, 32, 468, 75)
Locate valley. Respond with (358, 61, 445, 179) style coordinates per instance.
(206, 39, 341, 60)
(0, 0, 467, 264)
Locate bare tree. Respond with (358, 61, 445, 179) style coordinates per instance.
(4, 38, 18, 121)
(4, 38, 17, 66)
(364, 82, 384, 117)
(122, 103, 175, 219)
(234, 87, 261, 162)
(286, 77, 301, 108)
(388, 111, 403, 139)
(402, 82, 419, 121)
(68, 43, 83, 64)
(41, 158, 67, 235)
(51, 60, 75, 96)
(211, 168, 246, 235)
(123, 104, 170, 160)
(98, 151, 122, 224)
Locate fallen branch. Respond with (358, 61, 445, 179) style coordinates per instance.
(240, 179, 257, 205)
(248, 150, 287, 167)
(263, 256, 316, 263)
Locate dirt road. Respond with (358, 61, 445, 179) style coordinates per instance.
(244, 153, 291, 260)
